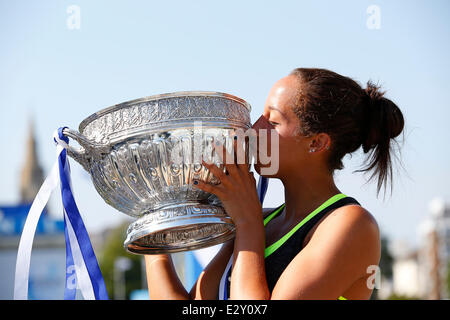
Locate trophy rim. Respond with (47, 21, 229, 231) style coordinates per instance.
(124, 216, 236, 255)
(78, 91, 252, 134)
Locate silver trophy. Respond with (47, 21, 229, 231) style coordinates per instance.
(62, 91, 252, 254)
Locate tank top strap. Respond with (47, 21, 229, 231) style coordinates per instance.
(263, 203, 285, 227)
(264, 193, 349, 258)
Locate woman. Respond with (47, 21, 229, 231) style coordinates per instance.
(144, 68, 404, 300)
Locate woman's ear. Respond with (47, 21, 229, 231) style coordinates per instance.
(308, 133, 331, 153)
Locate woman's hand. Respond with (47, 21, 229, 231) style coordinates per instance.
(193, 136, 270, 299)
(193, 137, 263, 228)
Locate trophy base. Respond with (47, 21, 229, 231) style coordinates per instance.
(124, 203, 235, 254)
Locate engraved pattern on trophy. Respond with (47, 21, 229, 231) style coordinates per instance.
(62, 92, 251, 254)
(79, 94, 251, 145)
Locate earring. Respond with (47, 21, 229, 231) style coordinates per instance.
(309, 148, 316, 153)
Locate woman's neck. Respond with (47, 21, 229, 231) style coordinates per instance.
(280, 169, 341, 223)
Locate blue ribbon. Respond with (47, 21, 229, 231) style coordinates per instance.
(56, 127, 109, 300)
(257, 176, 269, 204)
(63, 212, 76, 299)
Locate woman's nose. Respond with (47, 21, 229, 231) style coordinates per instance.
(251, 115, 274, 131)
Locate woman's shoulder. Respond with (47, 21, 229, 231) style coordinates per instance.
(314, 204, 380, 250)
(335, 204, 379, 233)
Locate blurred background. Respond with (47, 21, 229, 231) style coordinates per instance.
(1, 0, 449, 300)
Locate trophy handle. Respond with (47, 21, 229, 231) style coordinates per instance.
(61, 127, 110, 171)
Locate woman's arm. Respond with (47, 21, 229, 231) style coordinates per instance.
(145, 254, 190, 300)
(194, 141, 271, 300)
(228, 207, 275, 299)
(189, 239, 234, 299)
(189, 209, 274, 299)
(229, 218, 270, 300)
(145, 240, 235, 300)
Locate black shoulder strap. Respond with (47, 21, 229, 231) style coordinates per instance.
(295, 196, 361, 243)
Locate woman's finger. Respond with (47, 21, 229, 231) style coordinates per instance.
(202, 159, 232, 188)
(213, 140, 239, 177)
(192, 179, 225, 198)
(233, 134, 250, 173)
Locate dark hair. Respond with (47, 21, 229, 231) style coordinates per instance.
(289, 68, 404, 197)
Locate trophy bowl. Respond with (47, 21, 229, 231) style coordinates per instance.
(62, 91, 251, 254)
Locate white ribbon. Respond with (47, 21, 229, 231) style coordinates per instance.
(14, 144, 63, 300)
(218, 254, 233, 300)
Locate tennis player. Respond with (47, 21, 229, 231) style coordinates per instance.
(145, 68, 404, 300)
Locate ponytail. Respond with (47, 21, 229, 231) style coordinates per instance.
(358, 81, 405, 197)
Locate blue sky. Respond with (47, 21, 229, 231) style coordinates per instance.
(1, 0, 449, 248)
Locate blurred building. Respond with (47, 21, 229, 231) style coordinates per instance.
(390, 241, 424, 298)
(19, 120, 45, 204)
(416, 198, 450, 299)
(0, 121, 66, 299)
(387, 198, 450, 300)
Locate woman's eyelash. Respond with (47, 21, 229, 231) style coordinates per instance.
(269, 121, 279, 126)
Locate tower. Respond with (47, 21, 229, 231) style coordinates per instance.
(19, 119, 44, 204)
